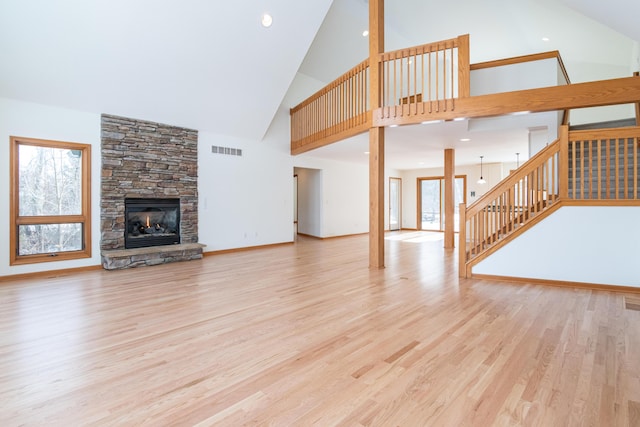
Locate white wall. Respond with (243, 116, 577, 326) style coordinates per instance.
(0, 97, 101, 276)
(294, 155, 369, 238)
(294, 167, 322, 237)
(471, 58, 563, 96)
(198, 107, 294, 251)
(473, 206, 640, 287)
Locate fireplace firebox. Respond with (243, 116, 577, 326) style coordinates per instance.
(124, 198, 180, 249)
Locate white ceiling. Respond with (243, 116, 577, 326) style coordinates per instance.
(1, 0, 638, 171)
(0, 0, 333, 141)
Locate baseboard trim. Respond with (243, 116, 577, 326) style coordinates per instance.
(471, 273, 640, 294)
(296, 232, 369, 240)
(203, 241, 294, 256)
(0, 265, 103, 283)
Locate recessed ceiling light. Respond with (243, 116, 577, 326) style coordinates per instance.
(460, 138, 471, 142)
(364, 151, 370, 154)
(389, 124, 398, 128)
(362, 30, 369, 37)
(261, 13, 273, 28)
(421, 120, 443, 125)
(542, 37, 550, 42)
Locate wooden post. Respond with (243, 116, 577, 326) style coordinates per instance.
(458, 203, 466, 278)
(558, 125, 569, 199)
(457, 34, 470, 99)
(369, 0, 385, 269)
(369, 128, 385, 268)
(444, 148, 455, 249)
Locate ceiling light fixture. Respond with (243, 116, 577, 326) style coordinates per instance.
(389, 124, 398, 128)
(542, 37, 550, 42)
(477, 156, 487, 184)
(460, 138, 471, 142)
(261, 13, 273, 28)
(362, 30, 369, 37)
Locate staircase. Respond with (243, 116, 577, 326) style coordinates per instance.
(459, 125, 640, 278)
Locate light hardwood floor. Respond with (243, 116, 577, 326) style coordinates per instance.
(1, 232, 639, 426)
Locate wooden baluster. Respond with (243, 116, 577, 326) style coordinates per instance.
(428, 45, 432, 113)
(615, 139, 620, 199)
(458, 203, 466, 277)
(597, 139, 601, 199)
(632, 136, 640, 200)
(435, 44, 440, 112)
(421, 48, 425, 114)
(393, 54, 397, 118)
(624, 136, 629, 199)
(443, 44, 447, 111)
(571, 140, 576, 199)
(413, 51, 418, 115)
(450, 43, 455, 109)
(605, 138, 610, 199)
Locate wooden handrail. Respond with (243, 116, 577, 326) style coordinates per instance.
(466, 139, 561, 217)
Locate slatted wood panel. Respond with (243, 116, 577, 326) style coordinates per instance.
(1, 233, 639, 425)
(567, 127, 640, 200)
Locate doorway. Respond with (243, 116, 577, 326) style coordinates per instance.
(417, 176, 466, 232)
(389, 177, 402, 231)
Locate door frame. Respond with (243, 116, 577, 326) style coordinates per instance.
(416, 175, 467, 231)
(389, 177, 402, 231)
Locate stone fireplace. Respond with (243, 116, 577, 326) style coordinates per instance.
(100, 114, 203, 269)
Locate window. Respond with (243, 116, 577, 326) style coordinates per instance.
(10, 136, 91, 265)
(418, 176, 466, 232)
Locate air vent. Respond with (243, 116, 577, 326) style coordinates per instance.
(211, 145, 242, 157)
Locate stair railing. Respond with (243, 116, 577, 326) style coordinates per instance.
(459, 129, 564, 277)
(460, 125, 640, 277)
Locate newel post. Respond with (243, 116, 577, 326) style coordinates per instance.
(457, 34, 470, 99)
(458, 202, 467, 278)
(558, 125, 569, 200)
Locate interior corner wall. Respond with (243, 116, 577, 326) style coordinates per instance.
(294, 167, 323, 237)
(473, 206, 640, 287)
(294, 155, 369, 238)
(0, 97, 102, 277)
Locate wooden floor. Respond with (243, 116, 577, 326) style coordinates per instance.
(1, 231, 639, 426)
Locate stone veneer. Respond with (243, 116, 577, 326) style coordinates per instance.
(100, 114, 201, 268)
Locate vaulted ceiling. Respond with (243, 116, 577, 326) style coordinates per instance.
(1, 0, 638, 170)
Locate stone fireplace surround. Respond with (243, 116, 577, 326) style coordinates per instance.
(100, 114, 204, 269)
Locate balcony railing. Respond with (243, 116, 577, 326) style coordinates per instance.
(290, 35, 470, 154)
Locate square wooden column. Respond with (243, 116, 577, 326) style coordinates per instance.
(369, 128, 385, 268)
(368, 0, 385, 268)
(444, 148, 455, 249)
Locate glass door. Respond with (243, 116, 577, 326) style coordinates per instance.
(419, 176, 466, 232)
(389, 177, 401, 231)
